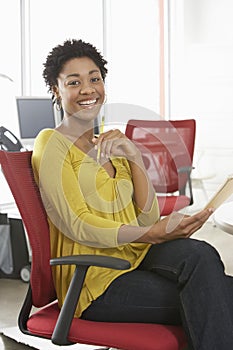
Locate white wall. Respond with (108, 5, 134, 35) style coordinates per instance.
(168, 0, 233, 207)
(29, 0, 104, 96)
(0, 2, 21, 136)
(102, 0, 161, 129)
(104, 0, 160, 111)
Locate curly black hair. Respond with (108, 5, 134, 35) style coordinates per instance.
(43, 39, 108, 95)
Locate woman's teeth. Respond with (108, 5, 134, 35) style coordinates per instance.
(79, 99, 97, 106)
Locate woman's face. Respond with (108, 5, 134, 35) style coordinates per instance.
(55, 56, 105, 121)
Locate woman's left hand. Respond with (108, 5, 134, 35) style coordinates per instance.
(92, 129, 140, 161)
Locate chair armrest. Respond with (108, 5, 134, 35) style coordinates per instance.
(50, 254, 131, 270)
(51, 254, 131, 345)
(177, 166, 194, 205)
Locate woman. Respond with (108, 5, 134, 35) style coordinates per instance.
(32, 39, 233, 350)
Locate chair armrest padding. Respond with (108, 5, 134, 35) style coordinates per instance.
(50, 254, 131, 270)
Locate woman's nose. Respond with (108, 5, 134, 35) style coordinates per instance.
(80, 82, 95, 94)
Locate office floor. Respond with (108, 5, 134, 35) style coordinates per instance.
(0, 279, 35, 350)
(0, 222, 233, 350)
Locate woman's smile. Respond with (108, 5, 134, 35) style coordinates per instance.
(78, 98, 99, 109)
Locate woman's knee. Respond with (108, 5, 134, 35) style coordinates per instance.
(147, 238, 221, 265)
(175, 239, 225, 285)
(181, 239, 221, 262)
(140, 238, 224, 282)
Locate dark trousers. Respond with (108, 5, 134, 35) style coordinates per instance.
(82, 238, 233, 350)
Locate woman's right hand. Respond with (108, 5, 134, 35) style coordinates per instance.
(92, 129, 140, 161)
(140, 208, 214, 244)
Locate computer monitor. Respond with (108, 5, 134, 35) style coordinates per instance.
(16, 97, 61, 149)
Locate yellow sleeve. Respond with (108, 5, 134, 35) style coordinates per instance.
(32, 130, 122, 248)
(120, 158, 160, 226)
(134, 196, 160, 226)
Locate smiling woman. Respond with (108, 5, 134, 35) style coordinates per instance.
(31, 38, 233, 350)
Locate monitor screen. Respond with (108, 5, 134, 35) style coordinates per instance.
(16, 97, 56, 140)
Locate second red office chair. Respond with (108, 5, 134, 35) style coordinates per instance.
(0, 150, 187, 350)
(125, 119, 196, 216)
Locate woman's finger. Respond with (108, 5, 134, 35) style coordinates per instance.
(180, 208, 213, 228)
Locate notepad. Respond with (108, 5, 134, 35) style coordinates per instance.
(204, 175, 233, 209)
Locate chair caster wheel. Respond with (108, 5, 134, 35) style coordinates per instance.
(20, 264, 31, 282)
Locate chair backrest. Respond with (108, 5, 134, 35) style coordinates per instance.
(125, 119, 196, 193)
(0, 150, 56, 307)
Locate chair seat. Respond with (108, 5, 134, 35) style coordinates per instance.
(27, 302, 187, 350)
(158, 195, 190, 216)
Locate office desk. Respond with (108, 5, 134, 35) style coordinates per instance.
(0, 204, 30, 280)
(214, 201, 233, 235)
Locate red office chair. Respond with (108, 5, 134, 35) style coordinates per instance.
(0, 150, 187, 350)
(125, 119, 196, 216)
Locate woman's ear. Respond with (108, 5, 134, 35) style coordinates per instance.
(52, 86, 62, 112)
(52, 85, 60, 99)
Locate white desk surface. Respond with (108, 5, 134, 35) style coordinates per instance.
(214, 201, 233, 235)
(0, 203, 21, 219)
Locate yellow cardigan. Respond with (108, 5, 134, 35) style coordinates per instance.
(32, 129, 160, 317)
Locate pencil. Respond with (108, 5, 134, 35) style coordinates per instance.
(97, 115, 105, 162)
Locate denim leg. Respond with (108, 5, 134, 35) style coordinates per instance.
(82, 268, 182, 324)
(82, 238, 233, 350)
(140, 238, 233, 350)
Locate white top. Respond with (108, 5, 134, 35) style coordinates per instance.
(214, 201, 233, 235)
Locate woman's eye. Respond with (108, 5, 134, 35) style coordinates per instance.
(91, 77, 102, 83)
(68, 80, 80, 86)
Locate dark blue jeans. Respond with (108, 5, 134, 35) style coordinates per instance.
(82, 238, 233, 350)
